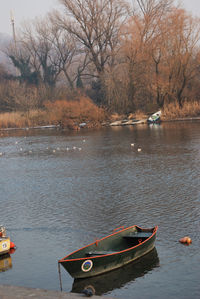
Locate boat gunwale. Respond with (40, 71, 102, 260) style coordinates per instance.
(59, 225, 158, 263)
(0, 237, 10, 241)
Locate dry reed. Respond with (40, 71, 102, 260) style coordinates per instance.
(44, 96, 106, 129)
(0, 96, 106, 130)
(0, 110, 49, 129)
(162, 101, 200, 120)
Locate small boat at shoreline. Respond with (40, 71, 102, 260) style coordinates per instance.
(147, 110, 161, 123)
(59, 225, 158, 279)
(0, 226, 16, 256)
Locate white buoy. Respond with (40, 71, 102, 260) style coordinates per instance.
(53, 149, 56, 153)
(131, 143, 135, 147)
(73, 146, 76, 150)
(83, 139, 86, 143)
(78, 148, 82, 151)
(138, 148, 142, 152)
(0, 152, 3, 156)
(66, 147, 69, 151)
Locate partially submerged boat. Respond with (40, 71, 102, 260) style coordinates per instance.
(147, 110, 161, 123)
(0, 226, 16, 256)
(59, 225, 158, 279)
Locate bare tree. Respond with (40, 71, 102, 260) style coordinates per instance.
(54, 0, 129, 78)
(47, 14, 91, 89)
(47, 21, 77, 88)
(26, 19, 62, 87)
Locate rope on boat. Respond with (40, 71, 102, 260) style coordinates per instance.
(58, 262, 63, 292)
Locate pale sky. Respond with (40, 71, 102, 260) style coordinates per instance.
(0, 0, 200, 36)
(0, 0, 60, 36)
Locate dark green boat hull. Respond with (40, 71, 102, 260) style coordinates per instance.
(59, 225, 157, 279)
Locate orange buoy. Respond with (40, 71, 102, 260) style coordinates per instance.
(10, 241, 16, 249)
(179, 236, 192, 245)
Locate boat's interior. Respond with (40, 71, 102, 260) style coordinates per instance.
(68, 227, 153, 259)
(86, 232, 152, 257)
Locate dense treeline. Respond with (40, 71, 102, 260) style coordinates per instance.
(1, 0, 200, 119)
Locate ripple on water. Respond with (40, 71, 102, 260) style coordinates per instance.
(0, 124, 200, 298)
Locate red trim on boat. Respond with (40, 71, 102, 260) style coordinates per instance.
(58, 225, 158, 263)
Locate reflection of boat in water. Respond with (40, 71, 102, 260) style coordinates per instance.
(0, 254, 12, 272)
(71, 248, 159, 296)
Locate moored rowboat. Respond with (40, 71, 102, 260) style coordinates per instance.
(59, 225, 158, 279)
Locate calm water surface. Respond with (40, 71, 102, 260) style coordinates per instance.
(0, 122, 200, 298)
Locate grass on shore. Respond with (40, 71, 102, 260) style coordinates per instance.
(162, 101, 200, 120)
(0, 97, 106, 130)
(0, 110, 48, 129)
(0, 100, 200, 130)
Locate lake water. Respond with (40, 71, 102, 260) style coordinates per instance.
(0, 122, 200, 298)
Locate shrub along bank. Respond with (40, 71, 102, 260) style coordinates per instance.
(0, 96, 107, 130)
(0, 99, 200, 130)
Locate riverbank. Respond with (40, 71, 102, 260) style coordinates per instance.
(0, 97, 106, 131)
(162, 116, 200, 122)
(0, 285, 115, 299)
(0, 102, 200, 132)
(0, 116, 200, 133)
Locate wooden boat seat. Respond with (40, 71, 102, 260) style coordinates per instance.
(123, 232, 152, 239)
(86, 250, 117, 257)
